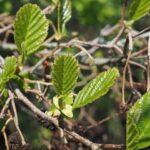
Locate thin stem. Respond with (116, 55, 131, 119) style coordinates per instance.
(84, 112, 123, 132)
(131, 47, 147, 57)
(57, 0, 61, 40)
(9, 91, 26, 145)
(147, 36, 150, 91)
(10, 82, 125, 149)
(1, 117, 13, 150)
(0, 97, 11, 118)
(122, 51, 131, 104)
(129, 60, 146, 70)
(24, 78, 52, 86)
(65, 130, 125, 149)
(121, 0, 127, 24)
(128, 65, 133, 89)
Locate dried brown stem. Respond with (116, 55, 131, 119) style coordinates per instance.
(85, 112, 123, 132)
(0, 97, 11, 118)
(9, 91, 26, 145)
(65, 130, 125, 150)
(147, 36, 150, 91)
(122, 51, 131, 104)
(1, 117, 13, 150)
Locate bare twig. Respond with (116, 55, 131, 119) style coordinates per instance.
(74, 43, 94, 64)
(25, 89, 50, 107)
(100, 24, 119, 36)
(131, 47, 147, 57)
(0, 24, 13, 34)
(1, 117, 13, 150)
(24, 78, 52, 86)
(132, 27, 150, 38)
(129, 60, 146, 70)
(9, 91, 26, 145)
(147, 36, 150, 91)
(122, 51, 131, 104)
(11, 83, 59, 127)
(128, 65, 133, 89)
(111, 26, 125, 44)
(121, 0, 128, 24)
(0, 97, 11, 118)
(85, 112, 123, 132)
(65, 130, 125, 150)
(10, 82, 125, 149)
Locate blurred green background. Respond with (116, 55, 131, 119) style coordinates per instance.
(0, 0, 121, 31)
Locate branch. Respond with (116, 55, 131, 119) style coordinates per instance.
(147, 35, 150, 91)
(0, 24, 13, 34)
(121, 0, 128, 24)
(0, 96, 11, 118)
(1, 117, 13, 150)
(9, 82, 125, 149)
(10, 82, 59, 128)
(65, 130, 125, 150)
(9, 91, 26, 145)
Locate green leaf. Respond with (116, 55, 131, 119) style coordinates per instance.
(52, 0, 57, 4)
(0, 56, 17, 91)
(127, 92, 150, 149)
(14, 3, 49, 56)
(128, 0, 150, 22)
(52, 55, 79, 96)
(46, 104, 61, 117)
(63, 93, 73, 105)
(126, 114, 139, 150)
(61, 104, 73, 118)
(62, 0, 71, 33)
(56, 0, 71, 39)
(73, 68, 119, 108)
(53, 96, 60, 109)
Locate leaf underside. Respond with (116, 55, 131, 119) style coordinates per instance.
(14, 3, 49, 55)
(52, 55, 79, 96)
(127, 92, 150, 150)
(73, 68, 119, 108)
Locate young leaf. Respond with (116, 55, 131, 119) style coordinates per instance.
(53, 96, 60, 109)
(128, 0, 150, 22)
(61, 104, 73, 118)
(14, 3, 49, 56)
(63, 93, 73, 105)
(56, 0, 71, 39)
(46, 104, 61, 117)
(62, 0, 71, 34)
(127, 92, 150, 150)
(0, 56, 17, 91)
(73, 68, 119, 108)
(52, 55, 79, 96)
